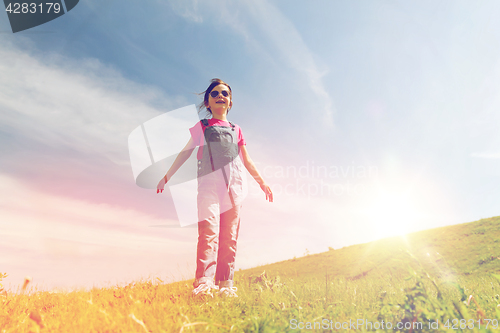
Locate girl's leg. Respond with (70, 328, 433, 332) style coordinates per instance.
(215, 204, 241, 288)
(195, 182, 221, 288)
(195, 167, 235, 288)
(194, 213, 219, 287)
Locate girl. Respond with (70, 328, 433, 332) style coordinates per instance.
(157, 79, 273, 297)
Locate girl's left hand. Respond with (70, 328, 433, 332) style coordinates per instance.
(157, 176, 167, 193)
(260, 183, 273, 202)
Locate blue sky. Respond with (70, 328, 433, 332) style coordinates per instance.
(1, 0, 499, 291)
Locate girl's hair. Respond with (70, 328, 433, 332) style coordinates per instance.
(198, 78, 232, 117)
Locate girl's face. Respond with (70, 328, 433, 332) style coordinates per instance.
(205, 84, 232, 117)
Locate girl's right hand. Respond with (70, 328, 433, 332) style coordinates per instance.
(157, 176, 167, 193)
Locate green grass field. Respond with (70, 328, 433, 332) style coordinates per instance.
(1, 216, 500, 332)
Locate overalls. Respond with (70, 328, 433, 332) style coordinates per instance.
(194, 119, 245, 288)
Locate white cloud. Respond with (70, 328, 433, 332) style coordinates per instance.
(0, 38, 187, 166)
(239, 0, 334, 126)
(168, 0, 204, 23)
(470, 152, 500, 159)
(166, 0, 335, 127)
(0, 173, 197, 290)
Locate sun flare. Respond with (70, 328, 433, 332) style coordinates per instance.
(362, 189, 421, 240)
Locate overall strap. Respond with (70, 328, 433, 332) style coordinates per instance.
(228, 121, 235, 131)
(200, 119, 215, 171)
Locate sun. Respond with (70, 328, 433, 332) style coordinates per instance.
(362, 189, 421, 240)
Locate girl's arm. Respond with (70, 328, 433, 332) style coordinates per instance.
(240, 145, 273, 202)
(157, 137, 195, 193)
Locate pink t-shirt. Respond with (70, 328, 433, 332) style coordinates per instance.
(189, 118, 246, 160)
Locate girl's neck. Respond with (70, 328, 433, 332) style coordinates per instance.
(212, 114, 227, 121)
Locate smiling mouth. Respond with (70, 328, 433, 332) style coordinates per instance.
(216, 101, 225, 104)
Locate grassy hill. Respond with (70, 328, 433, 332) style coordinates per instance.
(1, 216, 500, 332)
(240, 216, 500, 281)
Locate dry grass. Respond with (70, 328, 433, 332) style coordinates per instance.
(1, 216, 500, 332)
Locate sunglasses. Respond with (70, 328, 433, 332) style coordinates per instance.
(210, 90, 230, 98)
